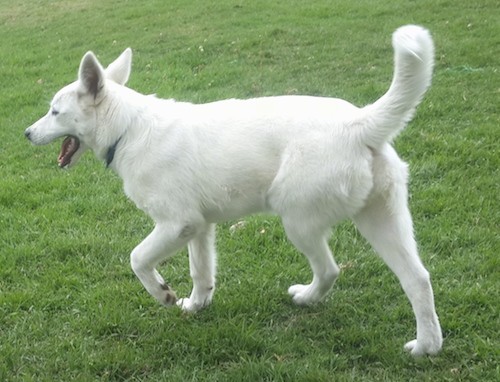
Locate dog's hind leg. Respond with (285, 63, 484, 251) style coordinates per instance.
(177, 223, 217, 313)
(282, 217, 340, 306)
(130, 223, 195, 306)
(353, 191, 442, 356)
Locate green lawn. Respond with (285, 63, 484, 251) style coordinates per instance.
(1, 0, 498, 380)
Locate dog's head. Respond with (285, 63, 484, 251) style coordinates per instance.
(24, 48, 132, 168)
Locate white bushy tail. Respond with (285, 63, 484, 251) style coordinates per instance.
(360, 25, 435, 148)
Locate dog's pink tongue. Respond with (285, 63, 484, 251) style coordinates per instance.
(58, 136, 79, 167)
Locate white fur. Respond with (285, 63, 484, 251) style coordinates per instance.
(25, 25, 442, 356)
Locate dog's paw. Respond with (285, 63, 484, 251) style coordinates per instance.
(176, 297, 210, 313)
(157, 283, 177, 306)
(404, 338, 442, 356)
(288, 284, 319, 306)
(161, 288, 178, 306)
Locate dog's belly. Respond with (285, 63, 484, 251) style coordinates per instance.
(201, 187, 269, 223)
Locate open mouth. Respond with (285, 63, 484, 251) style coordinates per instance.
(58, 136, 80, 168)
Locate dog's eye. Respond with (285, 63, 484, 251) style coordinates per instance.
(51, 109, 59, 116)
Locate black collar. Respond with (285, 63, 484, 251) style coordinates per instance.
(105, 136, 122, 168)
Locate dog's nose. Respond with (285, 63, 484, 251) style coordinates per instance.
(24, 129, 31, 140)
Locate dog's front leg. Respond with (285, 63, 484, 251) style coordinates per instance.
(130, 223, 192, 306)
(177, 223, 217, 313)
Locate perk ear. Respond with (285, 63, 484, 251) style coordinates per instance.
(105, 48, 132, 85)
(78, 51, 105, 100)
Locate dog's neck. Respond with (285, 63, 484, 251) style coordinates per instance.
(105, 136, 123, 168)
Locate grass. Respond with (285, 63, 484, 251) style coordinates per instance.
(0, 0, 498, 380)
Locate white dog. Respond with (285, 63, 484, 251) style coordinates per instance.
(25, 25, 442, 356)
